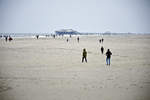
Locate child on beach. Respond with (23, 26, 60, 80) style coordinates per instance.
(82, 48, 87, 63)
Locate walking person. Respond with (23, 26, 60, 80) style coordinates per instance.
(101, 38, 104, 43)
(106, 49, 112, 65)
(101, 46, 104, 54)
(4, 36, 8, 42)
(8, 36, 13, 42)
(77, 37, 79, 43)
(99, 39, 101, 43)
(82, 48, 87, 63)
(66, 38, 69, 42)
(36, 35, 39, 39)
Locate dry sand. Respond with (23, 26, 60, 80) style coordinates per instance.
(0, 35, 150, 100)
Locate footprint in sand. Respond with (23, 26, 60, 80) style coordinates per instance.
(0, 86, 12, 93)
(107, 78, 114, 80)
(130, 84, 137, 86)
(99, 86, 103, 89)
(143, 82, 150, 85)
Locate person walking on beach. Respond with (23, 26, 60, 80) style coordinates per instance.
(101, 46, 104, 54)
(102, 38, 104, 43)
(82, 48, 87, 63)
(36, 35, 39, 39)
(8, 36, 13, 42)
(99, 39, 101, 43)
(4, 36, 8, 42)
(66, 38, 69, 42)
(106, 49, 112, 65)
(77, 37, 79, 43)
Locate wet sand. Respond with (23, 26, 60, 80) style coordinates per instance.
(0, 35, 150, 100)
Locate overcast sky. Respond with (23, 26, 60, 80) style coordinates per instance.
(0, 0, 150, 33)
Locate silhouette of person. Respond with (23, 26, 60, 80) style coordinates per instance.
(101, 46, 104, 54)
(102, 38, 104, 43)
(82, 48, 87, 63)
(106, 49, 112, 65)
(99, 39, 101, 43)
(4, 36, 8, 42)
(52, 35, 55, 38)
(77, 37, 79, 43)
(8, 36, 13, 42)
(66, 38, 69, 42)
(36, 35, 39, 39)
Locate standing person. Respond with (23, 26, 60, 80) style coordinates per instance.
(77, 37, 79, 43)
(36, 35, 39, 39)
(101, 46, 104, 54)
(66, 38, 69, 42)
(82, 48, 87, 63)
(102, 38, 104, 43)
(8, 36, 13, 42)
(99, 39, 101, 43)
(53, 35, 55, 38)
(4, 36, 8, 42)
(106, 49, 112, 65)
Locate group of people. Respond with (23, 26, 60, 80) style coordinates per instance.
(66, 36, 80, 43)
(82, 38, 112, 66)
(99, 38, 104, 43)
(4, 36, 13, 42)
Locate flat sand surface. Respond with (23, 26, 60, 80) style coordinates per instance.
(0, 35, 150, 100)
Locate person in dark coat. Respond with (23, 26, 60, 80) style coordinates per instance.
(4, 36, 8, 42)
(66, 38, 69, 42)
(106, 49, 112, 65)
(36, 35, 39, 39)
(101, 46, 104, 54)
(99, 39, 101, 43)
(77, 37, 79, 43)
(82, 48, 87, 63)
(101, 38, 104, 43)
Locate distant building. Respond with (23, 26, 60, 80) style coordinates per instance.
(55, 29, 79, 35)
(103, 31, 111, 35)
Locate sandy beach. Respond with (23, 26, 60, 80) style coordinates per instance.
(0, 34, 150, 100)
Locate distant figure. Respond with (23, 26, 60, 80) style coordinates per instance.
(82, 48, 87, 63)
(99, 39, 101, 43)
(77, 37, 79, 43)
(106, 49, 112, 65)
(45, 35, 49, 37)
(101, 46, 104, 54)
(36, 35, 39, 39)
(70, 35, 72, 38)
(8, 36, 13, 42)
(4, 36, 8, 42)
(102, 38, 104, 43)
(66, 38, 69, 42)
(53, 35, 55, 38)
